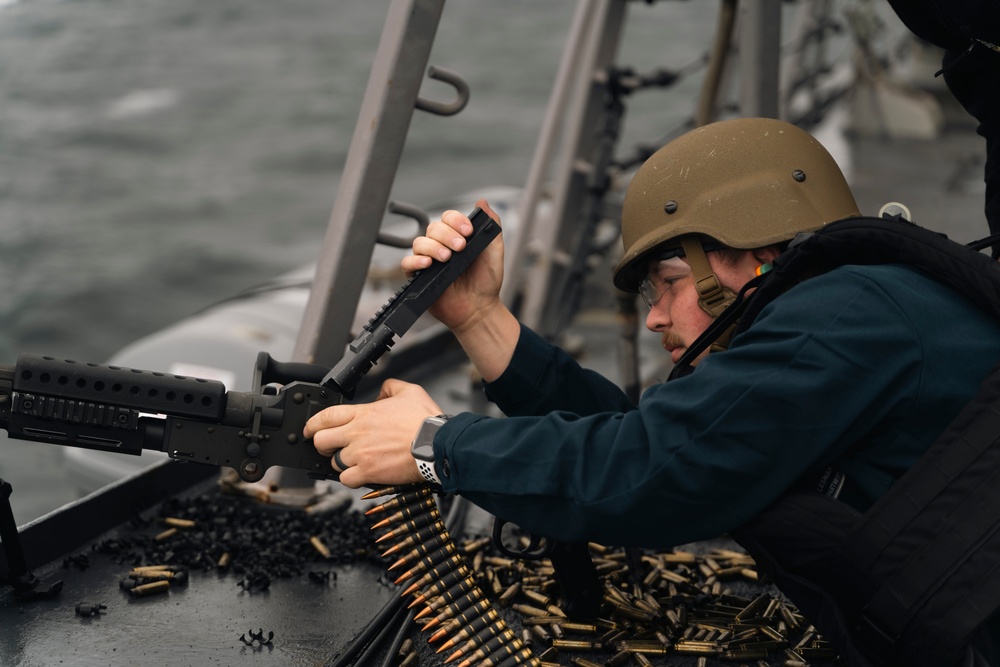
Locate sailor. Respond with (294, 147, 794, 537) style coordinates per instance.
(304, 117, 1000, 665)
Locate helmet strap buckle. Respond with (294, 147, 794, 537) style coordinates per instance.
(680, 237, 736, 318)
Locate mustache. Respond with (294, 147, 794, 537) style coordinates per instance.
(661, 331, 685, 349)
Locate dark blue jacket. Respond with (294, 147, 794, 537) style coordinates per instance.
(433, 264, 1000, 547)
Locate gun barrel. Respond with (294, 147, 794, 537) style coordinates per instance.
(13, 354, 228, 421)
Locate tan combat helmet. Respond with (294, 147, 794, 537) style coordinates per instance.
(614, 117, 860, 318)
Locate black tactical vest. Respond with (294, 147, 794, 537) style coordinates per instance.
(693, 217, 1000, 667)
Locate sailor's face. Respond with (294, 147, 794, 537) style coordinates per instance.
(643, 250, 762, 366)
(642, 256, 714, 366)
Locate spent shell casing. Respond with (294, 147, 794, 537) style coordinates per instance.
(673, 640, 721, 655)
(130, 564, 176, 573)
(614, 640, 667, 655)
(569, 659, 603, 667)
(399, 654, 419, 667)
(520, 588, 552, 606)
(153, 527, 178, 542)
(460, 536, 492, 554)
(512, 603, 551, 617)
(735, 593, 771, 621)
(498, 581, 521, 607)
(663, 550, 698, 563)
(606, 600, 656, 623)
(129, 569, 189, 585)
(530, 625, 551, 643)
(310, 535, 332, 559)
(550, 639, 602, 652)
(606, 650, 630, 667)
(633, 654, 653, 667)
(162, 517, 196, 528)
(497, 581, 523, 607)
(721, 648, 771, 659)
(600, 629, 627, 646)
(558, 622, 598, 635)
(364, 485, 434, 512)
(128, 580, 170, 597)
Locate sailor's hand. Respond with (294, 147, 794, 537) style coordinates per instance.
(304, 379, 442, 489)
(402, 198, 505, 334)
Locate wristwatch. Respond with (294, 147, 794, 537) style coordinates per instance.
(410, 414, 450, 485)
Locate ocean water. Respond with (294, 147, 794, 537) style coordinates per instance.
(0, 0, 727, 521)
(0, 0, 723, 364)
(0, 0, 932, 522)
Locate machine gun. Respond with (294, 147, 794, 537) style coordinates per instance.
(0, 207, 599, 617)
(0, 208, 497, 485)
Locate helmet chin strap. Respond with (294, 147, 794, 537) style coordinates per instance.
(679, 237, 738, 353)
(667, 270, 770, 380)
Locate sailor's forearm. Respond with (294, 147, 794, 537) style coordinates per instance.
(450, 301, 521, 382)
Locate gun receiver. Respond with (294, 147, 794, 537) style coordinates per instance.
(0, 208, 499, 484)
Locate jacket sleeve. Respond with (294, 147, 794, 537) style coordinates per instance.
(482, 324, 637, 417)
(434, 268, 933, 548)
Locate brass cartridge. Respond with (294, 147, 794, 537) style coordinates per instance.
(673, 640, 721, 655)
(389, 542, 459, 579)
(128, 580, 170, 598)
(364, 485, 433, 513)
(153, 528, 177, 542)
(372, 509, 444, 544)
(550, 639, 602, 652)
(498, 581, 522, 607)
(614, 639, 668, 655)
(445, 621, 513, 662)
(633, 653, 654, 667)
(309, 535, 332, 559)
(454, 631, 521, 667)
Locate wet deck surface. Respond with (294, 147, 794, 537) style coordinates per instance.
(1, 476, 394, 667)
